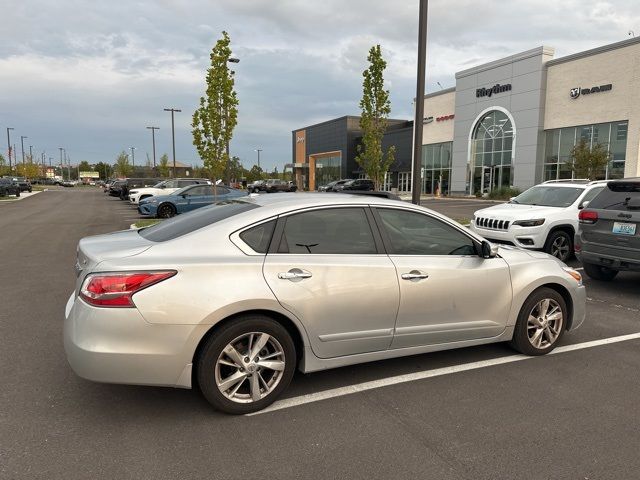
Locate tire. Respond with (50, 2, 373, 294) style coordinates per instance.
(582, 262, 618, 281)
(16, 190, 20, 197)
(510, 287, 567, 356)
(157, 203, 176, 218)
(544, 230, 573, 262)
(197, 315, 296, 414)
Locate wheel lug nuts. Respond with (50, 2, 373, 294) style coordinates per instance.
(244, 357, 249, 362)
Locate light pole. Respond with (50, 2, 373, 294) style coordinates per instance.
(20, 135, 27, 166)
(411, 0, 428, 205)
(59, 147, 64, 180)
(6, 127, 14, 172)
(130, 146, 136, 171)
(29, 145, 33, 162)
(146, 126, 159, 169)
(255, 149, 262, 168)
(164, 108, 181, 178)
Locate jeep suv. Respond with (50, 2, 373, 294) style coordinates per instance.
(576, 178, 640, 280)
(470, 180, 607, 262)
(265, 179, 297, 192)
(341, 179, 375, 191)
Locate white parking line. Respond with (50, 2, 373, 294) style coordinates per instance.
(249, 332, 640, 416)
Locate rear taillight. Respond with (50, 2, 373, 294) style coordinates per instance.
(578, 210, 598, 224)
(80, 271, 176, 308)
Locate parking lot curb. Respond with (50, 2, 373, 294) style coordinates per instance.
(0, 190, 43, 202)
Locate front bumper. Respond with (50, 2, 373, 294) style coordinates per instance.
(64, 293, 203, 388)
(137, 203, 157, 217)
(569, 284, 587, 331)
(470, 222, 547, 249)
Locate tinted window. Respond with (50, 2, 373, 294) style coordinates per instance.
(278, 208, 376, 254)
(580, 186, 605, 205)
(240, 220, 276, 253)
(184, 186, 209, 196)
(178, 180, 196, 187)
(588, 182, 640, 211)
(214, 186, 230, 195)
(513, 186, 583, 207)
(139, 201, 258, 242)
(377, 209, 476, 256)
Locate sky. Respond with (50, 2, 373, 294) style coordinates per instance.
(1, 0, 639, 173)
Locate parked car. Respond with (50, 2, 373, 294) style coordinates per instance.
(129, 178, 211, 205)
(576, 178, 640, 280)
(341, 179, 375, 191)
(9, 177, 32, 192)
(265, 179, 297, 193)
(65, 192, 585, 414)
(0, 177, 21, 197)
(319, 179, 351, 192)
(62, 180, 76, 187)
(470, 180, 607, 261)
(138, 184, 248, 218)
(248, 180, 267, 193)
(108, 180, 126, 196)
(119, 178, 163, 201)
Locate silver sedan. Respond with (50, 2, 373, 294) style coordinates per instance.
(64, 193, 586, 414)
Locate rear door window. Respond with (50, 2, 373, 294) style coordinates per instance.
(588, 182, 640, 211)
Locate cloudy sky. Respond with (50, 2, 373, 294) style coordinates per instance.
(2, 0, 639, 172)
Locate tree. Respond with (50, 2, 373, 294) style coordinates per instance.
(568, 139, 610, 180)
(228, 156, 243, 182)
(356, 45, 395, 190)
(114, 151, 132, 178)
(158, 153, 170, 178)
(246, 165, 265, 183)
(0, 154, 9, 176)
(95, 161, 112, 179)
(78, 161, 91, 173)
(192, 31, 239, 183)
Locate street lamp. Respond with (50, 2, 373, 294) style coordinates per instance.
(59, 147, 64, 180)
(20, 135, 27, 166)
(164, 108, 181, 178)
(29, 145, 33, 162)
(6, 128, 14, 172)
(255, 149, 262, 168)
(146, 126, 159, 168)
(411, 0, 428, 205)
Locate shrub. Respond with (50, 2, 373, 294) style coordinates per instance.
(488, 186, 521, 200)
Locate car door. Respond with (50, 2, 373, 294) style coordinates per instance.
(263, 206, 400, 358)
(372, 207, 512, 349)
(182, 185, 214, 212)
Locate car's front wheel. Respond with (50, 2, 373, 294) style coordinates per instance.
(157, 203, 176, 218)
(197, 315, 296, 414)
(510, 287, 567, 356)
(544, 230, 573, 262)
(583, 262, 618, 281)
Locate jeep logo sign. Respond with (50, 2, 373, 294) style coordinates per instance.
(570, 84, 612, 99)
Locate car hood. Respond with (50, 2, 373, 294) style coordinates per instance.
(496, 244, 564, 265)
(474, 203, 562, 220)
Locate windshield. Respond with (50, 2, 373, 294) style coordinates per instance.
(512, 186, 584, 207)
(169, 185, 192, 196)
(152, 181, 167, 188)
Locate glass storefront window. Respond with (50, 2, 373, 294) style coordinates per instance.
(314, 154, 342, 188)
(543, 121, 627, 181)
(421, 142, 452, 195)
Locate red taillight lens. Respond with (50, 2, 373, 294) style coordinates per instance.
(80, 271, 176, 308)
(579, 210, 598, 224)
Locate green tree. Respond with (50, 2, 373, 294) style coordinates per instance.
(114, 151, 132, 178)
(246, 165, 265, 183)
(356, 45, 395, 190)
(228, 156, 243, 182)
(95, 161, 112, 179)
(192, 31, 239, 182)
(78, 161, 91, 173)
(0, 154, 9, 176)
(158, 154, 170, 178)
(568, 139, 610, 180)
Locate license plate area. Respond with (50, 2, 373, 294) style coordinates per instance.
(612, 222, 636, 235)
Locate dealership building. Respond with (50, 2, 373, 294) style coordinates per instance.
(290, 37, 640, 194)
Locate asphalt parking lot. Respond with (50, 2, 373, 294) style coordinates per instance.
(1, 188, 639, 480)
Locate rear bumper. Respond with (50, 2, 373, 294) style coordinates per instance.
(64, 293, 204, 388)
(576, 249, 640, 271)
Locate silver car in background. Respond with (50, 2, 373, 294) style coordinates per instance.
(64, 193, 586, 414)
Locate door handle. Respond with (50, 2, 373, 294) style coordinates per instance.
(278, 269, 313, 280)
(401, 270, 429, 281)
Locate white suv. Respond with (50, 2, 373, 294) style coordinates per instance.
(128, 178, 210, 204)
(470, 180, 607, 261)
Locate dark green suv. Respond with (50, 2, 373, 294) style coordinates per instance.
(576, 178, 640, 280)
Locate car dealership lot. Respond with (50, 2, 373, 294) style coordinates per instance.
(1, 188, 639, 479)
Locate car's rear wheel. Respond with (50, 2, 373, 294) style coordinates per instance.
(157, 203, 176, 218)
(16, 190, 20, 197)
(510, 287, 566, 356)
(197, 315, 296, 414)
(544, 230, 572, 262)
(582, 262, 618, 281)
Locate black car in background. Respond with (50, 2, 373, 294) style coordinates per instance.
(0, 178, 21, 197)
(319, 179, 352, 192)
(248, 180, 267, 193)
(340, 179, 375, 191)
(265, 179, 297, 192)
(576, 178, 640, 280)
(11, 177, 32, 192)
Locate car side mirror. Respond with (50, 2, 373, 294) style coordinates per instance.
(578, 200, 589, 210)
(480, 240, 498, 259)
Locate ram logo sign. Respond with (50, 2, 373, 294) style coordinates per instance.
(570, 84, 612, 99)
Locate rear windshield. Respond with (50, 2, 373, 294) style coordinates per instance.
(588, 182, 640, 211)
(139, 201, 258, 242)
(512, 186, 583, 207)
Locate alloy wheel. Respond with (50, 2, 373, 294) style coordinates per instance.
(215, 332, 286, 404)
(550, 235, 570, 260)
(527, 298, 563, 349)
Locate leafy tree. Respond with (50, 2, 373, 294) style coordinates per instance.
(114, 151, 132, 178)
(227, 156, 244, 182)
(95, 162, 112, 179)
(158, 153, 170, 178)
(0, 154, 9, 176)
(78, 161, 91, 173)
(356, 45, 395, 190)
(15, 158, 41, 178)
(567, 139, 610, 180)
(246, 165, 265, 183)
(192, 31, 239, 183)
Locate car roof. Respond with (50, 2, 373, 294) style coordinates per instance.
(241, 192, 407, 211)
